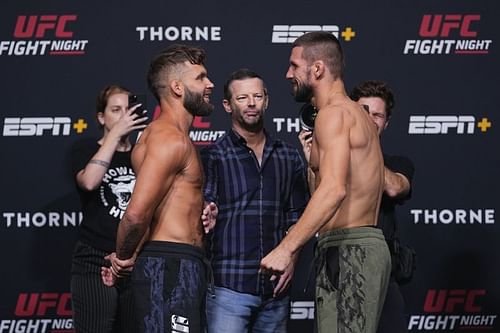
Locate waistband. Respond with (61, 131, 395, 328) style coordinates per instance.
(317, 226, 384, 249)
(141, 240, 214, 296)
(141, 240, 205, 260)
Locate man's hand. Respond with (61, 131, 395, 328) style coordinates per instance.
(384, 166, 411, 198)
(101, 266, 117, 287)
(107, 104, 148, 141)
(260, 246, 295, 296)
(298, 130, 313, 162)
(103, 252, 136, 278)
(201, 201, 218, 234)
(270, 251, 299, 297)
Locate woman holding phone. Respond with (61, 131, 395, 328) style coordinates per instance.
(70, 85, 147, 333)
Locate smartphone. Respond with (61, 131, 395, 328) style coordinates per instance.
(128, 94, 147, 117)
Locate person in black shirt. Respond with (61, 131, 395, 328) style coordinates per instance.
(70, 84, 147, 333)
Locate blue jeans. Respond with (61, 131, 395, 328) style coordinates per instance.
(206, 286, 289, 333)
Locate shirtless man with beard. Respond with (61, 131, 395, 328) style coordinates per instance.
(102, 44, 215, 333)
(260, 32, 390, 333)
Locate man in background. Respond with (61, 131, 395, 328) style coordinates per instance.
(201, 68, 309, 332)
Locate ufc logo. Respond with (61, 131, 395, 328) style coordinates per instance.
(419, 14, 480, 38)
(424, 289, 485, 313)
(15, 293, 72, 316)
(193, 116, 210, 128)
(14, 15, 77, 38)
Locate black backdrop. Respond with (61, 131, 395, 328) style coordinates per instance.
(1, 1, 499, 332)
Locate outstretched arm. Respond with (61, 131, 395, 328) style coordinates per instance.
(261, 108, 351, 275)
(384, 167, 410, 198)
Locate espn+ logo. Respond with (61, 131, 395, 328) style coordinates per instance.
(408, 115, 491, 135)
(272, 25, 356, 43)
(3, 117, 88, 136)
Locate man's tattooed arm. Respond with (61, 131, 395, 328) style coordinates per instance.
(116, 220, 146, 260)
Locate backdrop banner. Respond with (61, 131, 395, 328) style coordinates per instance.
(1, 1, 498, 332)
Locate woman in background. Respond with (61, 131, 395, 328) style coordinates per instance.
(70, 85, 147, 333)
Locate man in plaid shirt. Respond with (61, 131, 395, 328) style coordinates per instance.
(201, 68, 310, 333)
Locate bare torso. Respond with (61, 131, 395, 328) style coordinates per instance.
(132, 119, 204, 247)
(309, 97, 384, 233)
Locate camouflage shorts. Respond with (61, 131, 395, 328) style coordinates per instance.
(315, 227, 391, 333)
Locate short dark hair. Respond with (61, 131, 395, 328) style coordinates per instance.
(147, 44, 207, 101)
(223, 68, 267, 100)
(350, 80, 395, 119)
(95, 84, 130, 129)
(292, 32, 344, 79)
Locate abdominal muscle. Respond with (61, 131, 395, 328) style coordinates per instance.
(149, 179, 205, 247)
(318, 192, 381, 233)
(315, 150, 383, 234)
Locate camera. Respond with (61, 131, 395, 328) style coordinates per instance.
(299, 103, 318, 131)
(128, 94, 147, 117)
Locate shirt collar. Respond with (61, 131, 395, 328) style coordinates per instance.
(228, 128, 278, 148)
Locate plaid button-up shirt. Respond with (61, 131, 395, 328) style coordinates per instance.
(201, 129, 310, 296)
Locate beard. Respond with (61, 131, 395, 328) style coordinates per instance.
(183, 87, 214, 117)
(292, 69, 313, 103)
(293, 81, 314, 103)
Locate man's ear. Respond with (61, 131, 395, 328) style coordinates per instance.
(222, 99, 232, 114)
(312, 60, 325, 79)
(97, 112, 105, 126)
(384, 119, 390, 131)
(170, 79, 183, 97)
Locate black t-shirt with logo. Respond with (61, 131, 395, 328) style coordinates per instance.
(71, 138, 135, 252)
